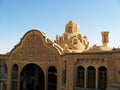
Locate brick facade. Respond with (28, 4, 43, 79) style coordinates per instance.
(0, 21, 120, 90)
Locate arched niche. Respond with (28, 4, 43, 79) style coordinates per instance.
(48, 66, 57, 90)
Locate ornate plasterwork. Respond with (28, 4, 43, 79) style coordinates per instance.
(11, 30, 59, 62)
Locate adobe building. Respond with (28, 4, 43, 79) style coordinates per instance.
(0, 20, 120, 90)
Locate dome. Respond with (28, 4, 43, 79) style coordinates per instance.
(68, 20, 76, 25)
(86, 45, 112, 52)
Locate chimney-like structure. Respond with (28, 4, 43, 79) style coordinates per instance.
(101, 31, 109, 46)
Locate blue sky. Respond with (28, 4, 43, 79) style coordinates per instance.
(0, 0, 120, 54)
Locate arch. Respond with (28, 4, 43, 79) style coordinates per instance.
(20, 64, 45, 90)
(98, 66, 107, 89)
(78, 34, 82, 40)
(73, 38, 78, 44)
(83, 40, 86, 45)
(87, 66, 96, 88)
(48, 66, 57, 90)
(12, 64, 18, 80)
(77, 66, 85, 88)
(11, 64, 18, 90)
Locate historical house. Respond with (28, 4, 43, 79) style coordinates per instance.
(0, 21, 120, 90)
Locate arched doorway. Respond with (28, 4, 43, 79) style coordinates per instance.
(77, 66, 85, 88)
(87, 66, 96, 88)
(48, 66, 57, 90)
(20, 64, 45, 90)
(98, 66, 107, 89)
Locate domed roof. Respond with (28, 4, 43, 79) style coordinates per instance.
(68, 20, 76, 25)
(86, 45, 112, 52)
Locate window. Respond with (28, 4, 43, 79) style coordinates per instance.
(73, 39, 78, 44)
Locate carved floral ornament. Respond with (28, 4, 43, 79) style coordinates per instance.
(10, 30, 59, 62)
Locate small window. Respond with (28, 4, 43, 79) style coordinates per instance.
(73, 39, 78, 44)
(64, 34, 68, 40)
(68, 26, 72, 33)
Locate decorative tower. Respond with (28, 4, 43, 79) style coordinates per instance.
(101, 31, 109, 46)
(55, 20, 90, 52)
(65, 20, 79, 34)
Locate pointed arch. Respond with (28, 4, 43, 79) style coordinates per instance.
(48, 66, 57, 90)
(98, 66, 107, 89)
(77, 66, 85, 88)
(87, 66, 96, 88)
(20, 64, 45, 90)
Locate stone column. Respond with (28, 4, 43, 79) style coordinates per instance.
(17, 67, 20, 90)
(17, 65, 22, 90)
(66, 58, 74, 90)
(96, 68, 98, 89)
(7, 61, 12, 90)
(44, 70, 48, 90)
(107, 58, 115, 87)
(7, 74, 11, 90)
(57, 62, 62, 90)
(84, 67, 87, 88)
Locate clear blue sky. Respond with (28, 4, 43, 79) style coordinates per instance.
(0, 0, 120, 54)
